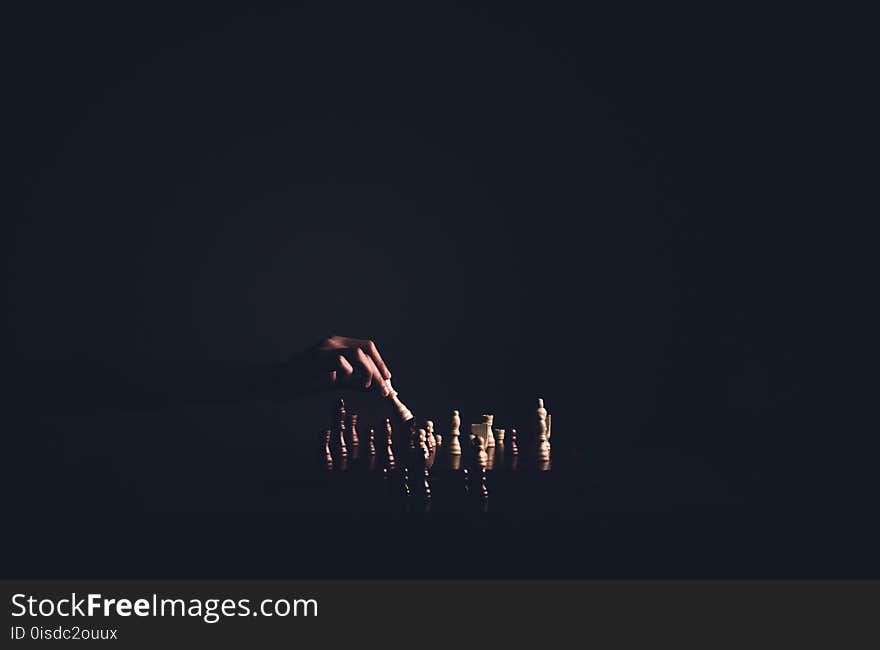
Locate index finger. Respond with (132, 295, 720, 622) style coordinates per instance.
(335, 337, 392, 380)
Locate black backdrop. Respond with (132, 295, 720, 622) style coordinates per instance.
(2, 5, 873, 576)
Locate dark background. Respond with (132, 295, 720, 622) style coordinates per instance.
(2, 4, 874, 576)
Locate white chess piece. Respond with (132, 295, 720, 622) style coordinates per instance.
(385, 379, 413, 422)
(449, 410, 462, 455)
(425, 419, 436, 450)
(536, 398, 550, 461)
(418, 428, 429, 458)
(483, 414, 496, 447)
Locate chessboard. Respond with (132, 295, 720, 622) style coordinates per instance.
(268, 396, 576, 514)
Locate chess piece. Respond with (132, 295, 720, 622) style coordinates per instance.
(385, 379, 413, 422)
(471, 415, 495, 448)
(485, 447, 495, 471)
(367, 427, 377, 456)
(384, 418, 396, 468)
(494, 428, 505, 443)
(417, 428, 430, 459)
(472, 435, 488, 468)
(483, 414, 496, 447)
(335, 398, 348, 458)
(450, 454, 461, 471)
(425, 420, 436, 451)
(348, 414, 360, 447)
(449, 410, 462, 455)
(321, 428, 333, 468)
(536, 398, 550, 462)
(509, 427, 519, 456)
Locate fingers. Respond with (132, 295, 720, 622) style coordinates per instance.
(336, 354, 354, 378)
(331, 336, 392, 380)
(315, 336, 392, 395)
(349, 348, 389, 395)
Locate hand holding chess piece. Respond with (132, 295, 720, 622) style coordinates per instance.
(274, 335, 393, 397)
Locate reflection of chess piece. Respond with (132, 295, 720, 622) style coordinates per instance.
(450, 454, 461, 471)
(482, 414, 495, 447)
(422, 467, 432, 499)
(461, 467, 470, 496)
(335, 398, 348, 458)
(486, 445, 495, 470)
(425, 420, 436, 451)
(367, 428, 376, 456)
(509, 427, 519, 456)
(449, 410, 462, 455)
(472, 435, 488, 468)
(536, 398, 550, 461)
(321, 429, 333, 468)
(478, 467, 489, 499)
(348, 414, 360, 447)
(384, 418, 395, 468)
(401, 468, 411, 496)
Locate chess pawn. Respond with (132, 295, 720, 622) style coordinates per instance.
(450, 454, 461, 471)
(449, 410, 462, 455)
(482, 414, 496, 447)
(321, 429, 333, 468)
(472, 435, 488, 468)
(348, 414, 360, 447)
(509, 427, 519, 456)
(367, 427, 377, 456)
(425, 420, 436, 451)
(537, 413, 551, 462)
(417, 428, 430, 459)
(335, 398, 348, 458)
(384, 418, 396, 468)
